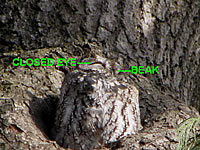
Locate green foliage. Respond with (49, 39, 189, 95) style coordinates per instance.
(177, 117, 200, 150)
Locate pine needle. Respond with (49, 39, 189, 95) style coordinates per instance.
(177, 117, 200, 150)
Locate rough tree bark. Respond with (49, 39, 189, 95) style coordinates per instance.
(0, 0, 200, 150)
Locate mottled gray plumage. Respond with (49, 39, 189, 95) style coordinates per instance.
(53, 56, 141, 150)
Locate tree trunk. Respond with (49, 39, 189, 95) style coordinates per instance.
(0, 0, 200, 149)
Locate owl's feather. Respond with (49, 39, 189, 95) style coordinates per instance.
(53, 56, 141, 150)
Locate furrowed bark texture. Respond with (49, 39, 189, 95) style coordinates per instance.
(1, 0, 200, 109)
(0, 42, 199, 150)
(0, 0, 200, 150)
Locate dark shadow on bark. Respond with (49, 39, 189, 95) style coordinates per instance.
(27, 91, 58, 140)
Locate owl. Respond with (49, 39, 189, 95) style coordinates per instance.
(52, 56, 141, 150)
